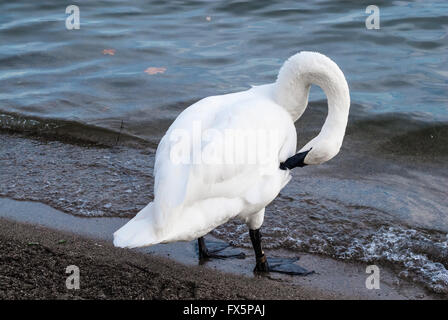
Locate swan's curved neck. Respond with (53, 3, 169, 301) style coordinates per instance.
(274, 52, 350, 164)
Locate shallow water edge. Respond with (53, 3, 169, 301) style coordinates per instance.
(0, 197, 437, 300)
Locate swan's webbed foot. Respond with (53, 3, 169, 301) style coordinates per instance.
(254, 254, 270, 272)
(197, 237, 246, 260)
(268, 257, 311, 275)
(254, 255, 314, 275)
(249, 229, 313, 276)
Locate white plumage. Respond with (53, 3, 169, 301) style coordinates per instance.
(113, 51, 350, 249)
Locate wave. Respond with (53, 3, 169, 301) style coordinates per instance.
(2, 103, 448, 161)
(0, 111, 152, 148)
(351, 113, 448, 160)
(299, 102, 448, 161)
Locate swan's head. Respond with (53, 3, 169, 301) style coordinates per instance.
(281, 135, 343, 169)
(277, 51, 350, 167)
(300, 135, 343, 165)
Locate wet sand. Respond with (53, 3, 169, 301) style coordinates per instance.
(0, 217, 343, 300)
(0, 198, 438, 300)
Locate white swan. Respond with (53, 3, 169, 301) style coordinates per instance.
(114, 51, 350, 274)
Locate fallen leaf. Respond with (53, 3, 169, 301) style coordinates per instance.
(144, 67, 166, 75)
(58, 239, 66, 244)
(103, 49, 116, 56)
(27, 242, 39, 246)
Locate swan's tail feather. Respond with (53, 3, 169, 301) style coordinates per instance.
(113, 202, 160, 248)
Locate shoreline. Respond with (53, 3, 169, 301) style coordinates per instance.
(0, 217, 332, 300)
(0, 197, 438, 300)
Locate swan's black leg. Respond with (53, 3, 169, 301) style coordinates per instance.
(249, 229, 314, 276)
(249, 229, 269, 272)
(197, 237, 245, 260)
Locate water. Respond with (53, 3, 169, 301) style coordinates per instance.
(1, 0, 447, 294)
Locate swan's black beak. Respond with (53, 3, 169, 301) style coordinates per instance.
(279, 149, 311, 170)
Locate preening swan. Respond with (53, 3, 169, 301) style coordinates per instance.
(114, 51, 350, 274)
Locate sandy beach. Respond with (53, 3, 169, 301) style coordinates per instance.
(0, 217, 344, 300)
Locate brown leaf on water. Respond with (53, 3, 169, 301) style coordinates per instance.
(144, 67, 166, 75)
(103, 49, 116, 56)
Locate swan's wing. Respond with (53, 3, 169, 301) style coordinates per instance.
(153, 92, 296, 220)
(153, 95, 225, 210)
